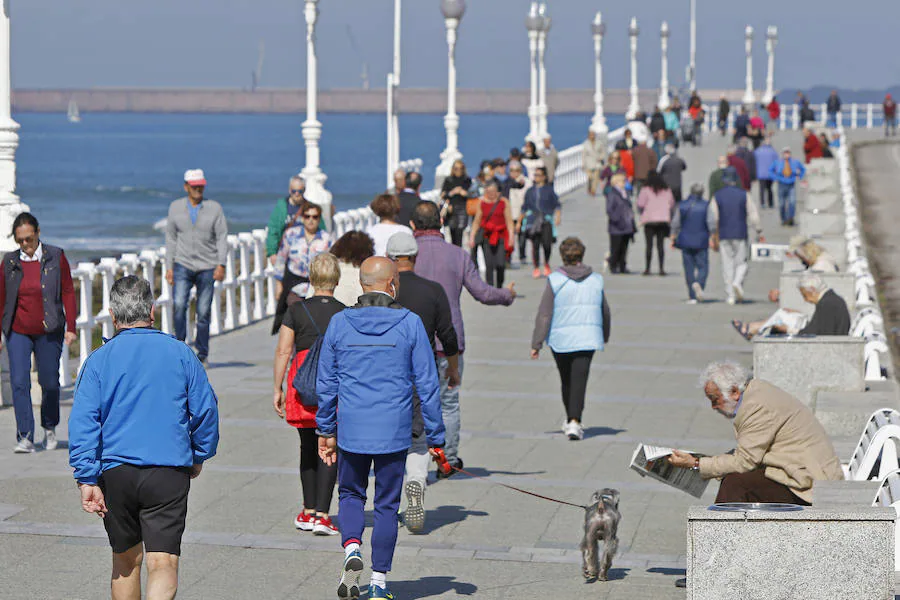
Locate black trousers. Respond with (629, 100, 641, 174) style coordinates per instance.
(482, 241, 506, 288)
(671, 187, 682, 203)
(759, 179, 774, 208)
(608, 234, 631, 273)
(643, 223, 670, 272)
(552, 350, 595, 422)
(298, 427, 338, 514)
(531, 221, 554, 267)
(517, 225, 529, 261)
(449, 227, 465, 247)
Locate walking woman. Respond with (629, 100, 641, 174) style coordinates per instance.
(531, 237, 610, 441)
(606, 173, 635, 274)
(367, 193, 411, 257)
(599, 150, 624, 197)
(520, 141, 543, 184)
(636, 170, 676, 276)
(274, 253, 345, 535)
(440, 159, 472, 247)
(521, 167, 561, 278)
(670, 183, 712, 303)
(0, 213, 77, 453)
(328, 231, 374, 307)
(469, 180, 513, 287)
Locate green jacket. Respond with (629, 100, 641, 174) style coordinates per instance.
(266, 197, 290, 257)
(708, 170, 725, 200)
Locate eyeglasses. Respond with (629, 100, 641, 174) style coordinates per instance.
(302, 214, 320, 220)
(289, 189, 304, 195)
(15, 235, 36, 246)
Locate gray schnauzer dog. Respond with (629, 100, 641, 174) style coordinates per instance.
(580, 488, 620, 582)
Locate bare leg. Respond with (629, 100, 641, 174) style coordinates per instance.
(111, 544, 143, 600)
(146, 552, 180, 600)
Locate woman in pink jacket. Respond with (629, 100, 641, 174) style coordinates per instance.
(636, 170, 676, 276)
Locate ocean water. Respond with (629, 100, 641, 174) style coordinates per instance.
(14, 112, 626, 259)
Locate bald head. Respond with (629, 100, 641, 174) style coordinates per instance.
(359, 256, 399, 295)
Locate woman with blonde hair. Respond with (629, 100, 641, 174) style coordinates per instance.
(440, 159, 472, 247)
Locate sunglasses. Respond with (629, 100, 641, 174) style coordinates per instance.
(289, 189, 304, 195)
(302, 213, 320, 220)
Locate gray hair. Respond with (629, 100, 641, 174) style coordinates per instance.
(110, 276, 153, 326)
(690, 182, 704, 197)
(665, 143, 676, 155)
(289, 175, 304, 186)
(798, 272, 828, 294)
(726, 144, 737, 154)
(700, 361, 749, 396)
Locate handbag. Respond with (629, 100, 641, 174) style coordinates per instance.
(466, 197, 479, 216)
(474, 200, 501, 247)
(291, 301, 324, 408)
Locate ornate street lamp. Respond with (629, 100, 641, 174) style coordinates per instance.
(627, 17, 640, 120)
(763, 25, 778, 104)
(590, 12, 607, 135)
(0, 0, 26, 251)
(300, 0, 332, 229)
(659, 21, 670, 110)
(525, 2, 541, 142)
(742, 25, 755, 106)
(536, 3, 551, 139)
(435, 0, 466, 182)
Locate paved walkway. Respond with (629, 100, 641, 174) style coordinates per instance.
(0, 131, 861, 599)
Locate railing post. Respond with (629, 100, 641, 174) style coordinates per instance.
(851, 103, 858, 129)
(96, 257, 117, 340)
(779, 107, 786, 130)
(791, 104, 799, 130)
(250, 229, 266, 321)
(74, 263, 96, 375)
(157, 248, 174, 335)
(867, 104, 874, 129)
(820, 103, 827, 126)
(726, 109, 735, 132)
(221, 235, 238, 332)
(237, 232, 253, 326)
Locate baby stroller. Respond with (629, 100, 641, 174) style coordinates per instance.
(681, 114, 702, 147)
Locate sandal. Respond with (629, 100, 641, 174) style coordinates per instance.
(731, 320, 753, 341)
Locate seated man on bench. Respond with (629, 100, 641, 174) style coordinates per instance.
(668, 361, 844, 504)
(731, 272, 851, 340)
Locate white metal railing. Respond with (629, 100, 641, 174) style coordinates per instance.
(699, 102, 891, 132)
(554, 125, 627, 197)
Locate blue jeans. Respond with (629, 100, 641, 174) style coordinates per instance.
(681, 248, 709, 300)
(338, 449, 406, 573)
(8, 330, 63, 442)
(437, 354, 464, 464)
(173, 263, 215, 359)
(777, 184, 797, 223)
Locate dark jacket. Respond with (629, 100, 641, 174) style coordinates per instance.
(799, 289, 851, 336)
(632, 144, 659, 181)
(606, 187, 635, 236)
(718, 99, 730, 121)
(657, 154, 687, 192)
(0, 244, 77, 339)
(397, 190, 421, 228)
(715, 186, 749, 240)
(735, 147, 757, 182)
(531, 264, 611, 351)
(672, 195, 711, 250)
(727, 155, 751, 190)
(709, 166, 736, 198)
(649, 112, 666, 134)
(826, 95, 841, 114)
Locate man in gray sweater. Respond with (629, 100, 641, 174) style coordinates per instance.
(165, 169, 228, 364)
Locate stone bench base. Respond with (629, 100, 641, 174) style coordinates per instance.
(779, 271, 856, 315)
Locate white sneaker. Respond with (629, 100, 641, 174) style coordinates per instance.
(565, 421, 584, 441)
(686, 299, 698, 305)
(13, 438, 34, 454)
(726, 297, 736, 306)
(43, 428, 57, 451)
(691, 282, 705, 302)
(733, 283, 744, 303)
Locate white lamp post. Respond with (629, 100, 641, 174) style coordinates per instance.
(627, 17, 640, 120)
(435, 0, 466, 183)
(0, 0, 26, 251)
(658, 21, 670, 110)
(386, 0, 402, 187)
(300, 0, 332, 229)
(536, 3, 551, 139)
(590, 12, 608, 136)
(525, 2, 541, 143)
(742, 25, 755, 106)
(688, 0, 696, 92)
(763, 25, 777, 104)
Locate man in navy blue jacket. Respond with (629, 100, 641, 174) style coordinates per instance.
(69, 276, 219, 600)
(317, 256, 445, 600)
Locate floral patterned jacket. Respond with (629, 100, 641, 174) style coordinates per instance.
(274, 227, 333, 295)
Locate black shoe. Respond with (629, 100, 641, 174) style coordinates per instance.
(675, 578, 687, 588)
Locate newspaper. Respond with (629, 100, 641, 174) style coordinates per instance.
(629, 444, 709, 498)
(751, 243, 789, 262)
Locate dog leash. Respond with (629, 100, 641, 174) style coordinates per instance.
(431, 448, 588, 510)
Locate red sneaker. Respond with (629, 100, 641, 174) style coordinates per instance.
(532, 268, 541, 279)
(542, 264, 552, 277)
(313, 516, 339, 536)
(294, 512, 315, 531)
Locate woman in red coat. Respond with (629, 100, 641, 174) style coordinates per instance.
(273, 252, 346, 536)
(767, 98, 781, 123)
(803, 127, 824, 164)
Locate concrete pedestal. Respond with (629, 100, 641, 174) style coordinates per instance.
(804, 190, 841, 212)
(778, 271, 856, 315)
(799, 211, 845, 236)
(753, 336, 865, 408)
(687, 505, 895, 599)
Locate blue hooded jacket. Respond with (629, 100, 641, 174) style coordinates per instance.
(68, 328, 219, 485)
(316, 295, 445, 455)
(769, 157, 806, 186)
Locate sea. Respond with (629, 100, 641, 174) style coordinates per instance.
(14, 112, 627, 261)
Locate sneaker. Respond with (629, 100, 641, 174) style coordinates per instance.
(43, 428, 57, 451)
(542, 264, 551, 277)
(368, 584, 395, 599)
(733, 283, 744, 303)
(726, 297, 736, 306)
(691, 282, 705, 302)
(404, 480, 426, 533)
(13, 438, 34, 454)
(565, 421, 584, 441)
(294, 512, 315, 531)
(337, 550, 364, 599)
(532, 268, 541, 279)
(313, 516, 339, 536)
(686, 299, 698, 305)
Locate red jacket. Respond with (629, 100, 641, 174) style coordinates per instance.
(767, 100, 780, 121)
(727, 155, 751, 190)
(804, 132, 823, 164)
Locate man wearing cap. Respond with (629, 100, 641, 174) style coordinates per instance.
(709, 169, 762, 305)
(386, 232, 460, 533)
(769, 147, 806, 227)
(165, 169, 228, 364)
(265, 175, 306, 265)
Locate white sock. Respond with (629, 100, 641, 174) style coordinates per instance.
(344, 542, 360, 558)
(370, 571, 387, 589)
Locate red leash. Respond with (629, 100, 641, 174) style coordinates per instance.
(431, 448, 588, 510)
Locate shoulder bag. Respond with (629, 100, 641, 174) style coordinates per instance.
(292, 301, 325, 408)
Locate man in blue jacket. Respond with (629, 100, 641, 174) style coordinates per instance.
(68, 276, 219, 600)
(753, 137, 779, 209)
(317, 256, 445, 600)
(769, 147, 807, 226)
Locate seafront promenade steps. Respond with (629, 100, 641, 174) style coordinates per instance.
(0, 132, 898, 598)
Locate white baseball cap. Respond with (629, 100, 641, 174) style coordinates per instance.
(184, 169, 207, 186)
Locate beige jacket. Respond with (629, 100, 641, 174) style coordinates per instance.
(698, 379, 843, 502)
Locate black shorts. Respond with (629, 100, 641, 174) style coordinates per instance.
(98, 464, 191, 556)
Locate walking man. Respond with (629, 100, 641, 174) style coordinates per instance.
(266, 175, 306, 265)
(541, 135, 559, 183)
(165, 169, 228, 364)
(753, 138, 779, 209)
(826, 90, 842, 128)
(884, 94, 897, 137)
(769, 147, 806, 226)
(396, 171, 422, 228)
(317, 257, 445, 599)
(387, 232, 460, 533)
(710, 170, 762, 304)
(656, 144, 687, 202)
(411, 201, 515, 475)
(68, 276, 219, 600)
(582, 129, 607, 196)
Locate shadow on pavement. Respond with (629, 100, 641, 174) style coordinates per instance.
(647, 567, 686, 577)
(417, 505, 489, 535)
(388, 576, 477, 598)
(541, 426, 625, 439)
(449, 467, 546, 478)
(585, 567, 630, 582)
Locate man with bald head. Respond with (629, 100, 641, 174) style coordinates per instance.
(316, 256, 445, 599)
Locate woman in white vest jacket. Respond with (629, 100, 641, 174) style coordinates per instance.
(530, 237, 611, 441)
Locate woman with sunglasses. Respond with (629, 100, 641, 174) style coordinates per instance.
(272, 201, 332, 332)
(0, 213, 77, 453)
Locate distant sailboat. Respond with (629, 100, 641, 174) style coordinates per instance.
(67, 99, 81, 123)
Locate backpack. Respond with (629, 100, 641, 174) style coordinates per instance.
(292, 301, 324, 408)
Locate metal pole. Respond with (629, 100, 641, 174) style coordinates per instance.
(742, 26, 755, 106)
(436, 14, 463, 181)
(537, 4, 550, 139)
(386, 73, 394, 189)
(689, 0, 696, 92)
(627, 18, 640, 119)
(659, 22, 670, 109)
(590, 12, 607, 135)
(0, 0, 25, 252)
(300, 0, 331, 227)
(391, 0, 401, 175)
(762, 26, 777, 104)
(527, 30, 539, 142)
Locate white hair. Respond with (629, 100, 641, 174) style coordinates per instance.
(798, 272, 828, 294)
(700, 361, 749, 396)
(289, 175, 304, 186)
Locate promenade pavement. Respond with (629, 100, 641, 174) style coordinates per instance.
(0, 131, 865, 599)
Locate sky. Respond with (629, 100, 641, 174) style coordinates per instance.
(10, 0, 900, 91)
